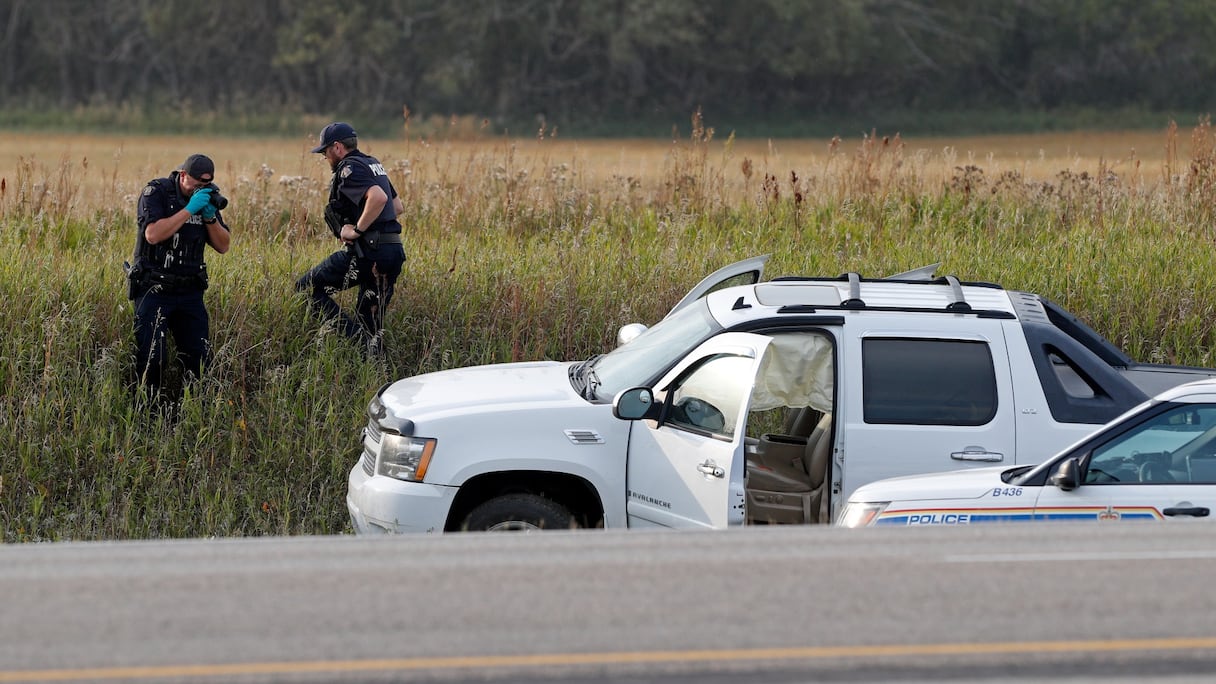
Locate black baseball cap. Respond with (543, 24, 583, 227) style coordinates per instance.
(311, 122, 357, 153)
(181, 154, 214, 182)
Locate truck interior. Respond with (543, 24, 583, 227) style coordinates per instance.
(742, 332, 836, 525)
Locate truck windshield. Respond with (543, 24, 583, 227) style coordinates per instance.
(587, 300, 722, 400)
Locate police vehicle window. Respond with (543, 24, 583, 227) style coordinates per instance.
(862, 338, 997, 426)
(667, 353, 755, 439)
(1086, 404, 1216, 484)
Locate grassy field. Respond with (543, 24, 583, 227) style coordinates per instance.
(4, 118, 1216, 541)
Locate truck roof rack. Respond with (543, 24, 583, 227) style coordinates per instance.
(766, 261, 1010, 319)
(842, 272, 864, 308)
(763, 267, 1015, 318)
(942, 275, 971, 312)
(826, 270, 970, 311)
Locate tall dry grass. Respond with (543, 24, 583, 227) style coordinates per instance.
(3, 117, 1216, 541)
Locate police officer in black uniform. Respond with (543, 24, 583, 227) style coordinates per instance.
(128, 154, 231, 395)
(296, 122, 405, 357)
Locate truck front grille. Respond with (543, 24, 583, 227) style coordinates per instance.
(361, 419, 381, 477)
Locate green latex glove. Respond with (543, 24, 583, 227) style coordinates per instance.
(184, 187, 212, 214)
(201, 203, 217, 221)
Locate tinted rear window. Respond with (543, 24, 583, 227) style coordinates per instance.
(863, 338, 997, 425)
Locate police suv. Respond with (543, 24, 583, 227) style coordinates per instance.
(839, 378, 1216, 527)
(347, 256, 1216, 533)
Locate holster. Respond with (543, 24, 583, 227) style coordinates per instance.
(324, 205, 344, 240)
(123, 259, 144, 300)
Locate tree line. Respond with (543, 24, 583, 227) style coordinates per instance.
(4, 0, 1216, 135)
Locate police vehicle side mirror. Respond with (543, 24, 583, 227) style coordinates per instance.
(614, 387, 658, 421)
(1048, 457, 1081, 491)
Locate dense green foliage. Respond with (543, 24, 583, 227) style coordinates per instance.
(4, 0, 1216, 136)
(4, 125, 1216, 541)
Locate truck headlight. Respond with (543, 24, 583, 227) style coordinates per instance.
(377, 433, 437, 482)
(838, 502, 889, 528)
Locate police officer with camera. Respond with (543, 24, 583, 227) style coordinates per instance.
(296, 122, 405, 358)
(127, 153, 231, 395)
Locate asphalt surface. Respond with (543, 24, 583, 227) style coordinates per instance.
(3, 523, 1216, 682)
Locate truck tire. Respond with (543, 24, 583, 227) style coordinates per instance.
(462, 494, 578, 531)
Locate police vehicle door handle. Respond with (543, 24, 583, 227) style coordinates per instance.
(697, 460, 726, 478)
(1163, 506, 1210, 517)
(950, 446, 1004, 462)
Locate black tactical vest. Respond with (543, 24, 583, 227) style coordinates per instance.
(327, 152, 402, 234)
(130, 173, 209, 294)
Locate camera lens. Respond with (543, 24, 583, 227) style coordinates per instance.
(204, 183, 229, 210)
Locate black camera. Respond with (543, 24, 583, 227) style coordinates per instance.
(202, 183, 228, 210)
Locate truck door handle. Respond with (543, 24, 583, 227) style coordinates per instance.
(950, 446, 1004, 462)
(697, 461, 726, 478)
(1163, 506, 1210, 517)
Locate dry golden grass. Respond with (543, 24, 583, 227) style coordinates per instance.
(0, 126, 1190, 220)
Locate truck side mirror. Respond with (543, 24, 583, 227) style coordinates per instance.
(1048, 457, 1081, 491)
(614, 387, 657, 421)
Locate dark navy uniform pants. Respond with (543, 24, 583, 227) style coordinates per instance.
(295, 244, 404, 341)
(133, 289, 210, 393)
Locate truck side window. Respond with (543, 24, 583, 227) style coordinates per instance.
(666, 354, 754, 438)
(862, 338, 997, 426)
(1047, 350, 1099, 399)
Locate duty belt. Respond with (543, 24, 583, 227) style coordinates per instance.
(143, 269, 207, 292)
(372, 232, 403, 244)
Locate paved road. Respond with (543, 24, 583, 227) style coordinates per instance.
(3, 523, 1216, 682)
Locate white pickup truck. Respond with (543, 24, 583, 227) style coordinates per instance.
(347, 256, 1216, 533)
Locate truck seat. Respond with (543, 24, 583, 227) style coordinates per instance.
(783, 406, 823, 438)
(745, 412, 832, 524)
(803, 413, 833, 524)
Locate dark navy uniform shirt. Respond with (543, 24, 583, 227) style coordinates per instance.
(331, 151, 401, 233)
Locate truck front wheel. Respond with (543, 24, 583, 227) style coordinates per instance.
(462, 494, 578, 531)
